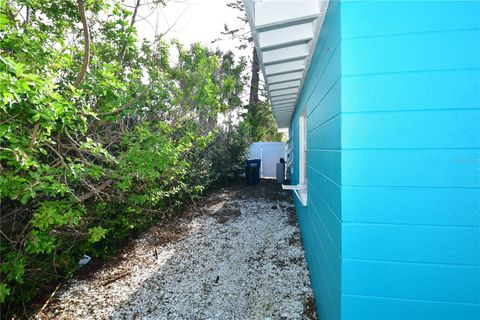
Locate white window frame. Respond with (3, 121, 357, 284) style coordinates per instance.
(283, 110, 308, 206)
(299, 110, 307, 186)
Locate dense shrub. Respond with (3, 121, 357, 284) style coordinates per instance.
(0, 0, 251, 316)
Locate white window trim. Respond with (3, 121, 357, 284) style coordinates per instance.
(282, 110, 308, 206)
(299, 111, 307, 185)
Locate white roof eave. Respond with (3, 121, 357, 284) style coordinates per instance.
(244, 0, 329, 129)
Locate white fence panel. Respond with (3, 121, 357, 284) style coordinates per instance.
(248, 142, 286, 178)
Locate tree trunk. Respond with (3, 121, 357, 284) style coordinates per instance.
(73, 0, 90, 88)
(119, 0, 141, 66)
(248, 47, 260, 111)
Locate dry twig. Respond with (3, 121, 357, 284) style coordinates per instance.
(38, 283, 62, 315)
(101, 271, 132, 286)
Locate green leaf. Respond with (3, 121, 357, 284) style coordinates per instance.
(0, 283, 11, 303)
(88, 226, 108, 243)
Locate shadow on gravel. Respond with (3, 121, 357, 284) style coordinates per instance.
(38, 179, 317, 320)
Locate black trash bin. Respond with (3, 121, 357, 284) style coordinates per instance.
(245, 159, 261, 185)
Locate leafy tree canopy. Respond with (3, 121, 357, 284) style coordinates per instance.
(0, 0, 253, 316)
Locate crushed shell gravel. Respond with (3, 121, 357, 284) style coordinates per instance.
(39, 189, 315, 320)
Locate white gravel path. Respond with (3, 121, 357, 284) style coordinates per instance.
(39, 183, 316, 320)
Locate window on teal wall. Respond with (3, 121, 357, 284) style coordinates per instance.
(297, 110, 308, 206)
(283, 112, 307, 205)
(299, 110, 307, 185)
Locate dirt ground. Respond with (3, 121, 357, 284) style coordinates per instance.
(33, 179, 317, 320)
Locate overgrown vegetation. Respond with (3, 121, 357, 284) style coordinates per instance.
(0, 0, 255, 316)
(220, 0, 283, 142)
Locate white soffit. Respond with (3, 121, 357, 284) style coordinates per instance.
(272, 98, 296, 105)
(244, 0, 329, 129)
(270, 81, 301, 92)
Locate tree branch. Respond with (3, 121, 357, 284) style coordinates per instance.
(119, 0, 141, 66)
(73, 0, 90, 88)
(96, 84, 151, 117)
(29, 123, 40, 150)
(77, 180, 113, 202)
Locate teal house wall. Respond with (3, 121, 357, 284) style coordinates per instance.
(289, 1, 480, 319)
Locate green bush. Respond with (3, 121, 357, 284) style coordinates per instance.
(0, 1, 251, 316)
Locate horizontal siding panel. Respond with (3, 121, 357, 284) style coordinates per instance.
(341, 149, 480, 188)
(296, 204, 317, 268)
(308, 249, 340, 320)
(332, 2, 480, 318)
(298, 1, 340, 107)
(308, 150, 341, 185)
(295, 203, 339, 319)
(308, 166, 342, 217)
(295, 204, 308, 239)
(342, 186, 480, 227)
(342, 224, 480, 265)
(298, 39, 341, 112)
(309, 183, 342, 254)
(342, 69, 480, 112)
(342, 294, 480, 320)
(310, 214, 341, 291)
(341, 1, 480, 38)
(308, 200, 342, 290)
(290, 1, 341, 319)
(289, 3, 343, 318)
(307, 75, 341, 127)
(342, 259, 480, 304)
(297, 201, 341, 320)
(342, 29, 480, 75)
(307, 114, 341, 149)
(342, 109, 480, 149)
(304, 42, 341, 113)
(308, 0, 339, 65)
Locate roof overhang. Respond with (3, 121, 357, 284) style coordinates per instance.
(244, 0, 329, 129)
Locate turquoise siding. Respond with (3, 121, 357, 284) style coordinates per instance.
(291, 1, 342, 319)
(289, 1, 480, 319)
